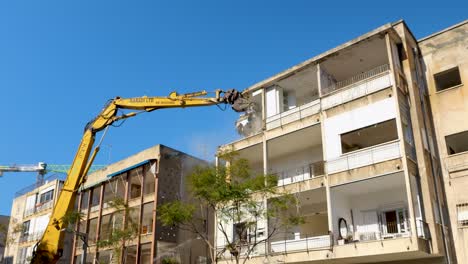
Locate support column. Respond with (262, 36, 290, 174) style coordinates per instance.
(385, 33, 418, 239)
(150, 160, 159, 263)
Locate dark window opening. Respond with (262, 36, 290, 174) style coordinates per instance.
(341, 119, 398, 154)
(233, 222, 248, 243)
(434, 67, 462, 92)
(445, 130, 468, 155)
(22, 221, 30, 235)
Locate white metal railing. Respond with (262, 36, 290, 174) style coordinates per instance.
(270, 233, 331, 253)
(35, 200, 53, 213)
(326, 141, 401, 174)
(216, 242, 266, 259)
(322, 64, 390, 95)
(19, 230, 43, 243)
(352, 219, 411, 243)
(23, 207, 36, 217)
(321, 65, 392, 110)
(272, 161, 325, 186)
(266, 99, 320, 130)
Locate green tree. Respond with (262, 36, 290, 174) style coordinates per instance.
(96, 197, 139, 264)
(159, 152, 302, 264)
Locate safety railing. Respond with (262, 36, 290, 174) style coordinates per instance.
(14, 174, 64, 198)
(19, 231, 43, 243)
(269, 232, 332, 254)
(321, 64, 392, 110)
(272, 161, 325, 187)
(23, 207, 36, 218)
(266, 99, 320, 130)
(23, 200, 54, 217)
(345, 218, 411, 243)
(322, 64, 390, 95)
(327, 140, 401, 174)
(35, 199, 53, 213)
(216, 242, 266, 259)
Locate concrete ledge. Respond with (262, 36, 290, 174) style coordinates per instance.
(329, 159, 403, 187)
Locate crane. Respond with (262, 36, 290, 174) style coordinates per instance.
(29, 89, 248, 263)
(0, 163, 107, 185)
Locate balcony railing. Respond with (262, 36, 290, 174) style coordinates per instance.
(23, 200, 54, 217)
(270, 233, 332, 254)
(266, 99, 320, 130)
(36, 200, 53, 213)
(321, 64, 392, 110)
(327, 140, 401, 174)
(19, 231, 43, 243)
(216, 242, 266, 259)
(272, 161, 325, 186)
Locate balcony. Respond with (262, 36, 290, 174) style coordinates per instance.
(272, 161, 324, 187)
(329, 172, 422, 247)
(266, 99, 320, 130)
(327, 140, 401, 174)
(23, 200, 54, 217)
(321, 64, 392, 110)
(35, 200, 53, 213)
(19, 231, 43, 243)
(270, 233, 331, 253)
(268, 188, 329, 253)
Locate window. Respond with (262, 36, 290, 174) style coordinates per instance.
(141, 202, 154, 235)
(382, 208, 408, 235)
(97, 250, 112, 264)
(434, 67, 462, 91)
(76, 220, 86, 249)
(100, 212, 123, 240)
(233, 222, 255, 244)
(124, 245, 137, 264)
(22, 221, 30, 236)
(445, 130, 468, 155)
(143, 163, 156, 195)
(90, 187, 101, 210)
(39, 189, 54, 204)
(457, 203, 468, 228)
(129, 167, 143, 199)
(103, 176, 125, 206)
(139, 243, 151, 264)
(80, 191, 89, 211)
(88, 218, 98, 243)
(341, 119, 398, 154)
(233, 222, 248, 243)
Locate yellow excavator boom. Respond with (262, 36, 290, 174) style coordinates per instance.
(30, 89, 248, 263)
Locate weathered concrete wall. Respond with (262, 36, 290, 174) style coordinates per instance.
(420, 20, 468, 264)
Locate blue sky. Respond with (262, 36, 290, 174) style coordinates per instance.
(0, 0, 466, 215)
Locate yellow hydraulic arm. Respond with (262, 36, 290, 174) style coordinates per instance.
(30, 89, 248, 264)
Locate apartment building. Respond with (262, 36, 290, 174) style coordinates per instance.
(216, 20, 465, 264)
(71, 144, 209, 264)
(419, 21, 468, 264)
(3, 176, 71, 264)
(0, 215, 10, 263)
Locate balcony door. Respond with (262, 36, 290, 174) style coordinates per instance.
(383, 208, 408, 234)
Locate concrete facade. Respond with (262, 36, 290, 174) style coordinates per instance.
(71, 144, 209, 264)
(3, 177, 68, 264)
(216, 20, 468, 264)
(0, 215, 10, 263)
(419, 20, 468, 264)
